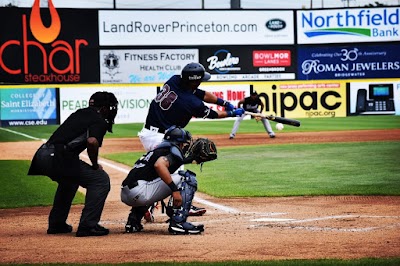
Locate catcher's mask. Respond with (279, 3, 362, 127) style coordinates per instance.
(89, 91, 118, 133)
(163, 125, 192, 153)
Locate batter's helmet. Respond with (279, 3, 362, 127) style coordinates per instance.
(164, 126, 192, 144)
(181, 63, 211, 82)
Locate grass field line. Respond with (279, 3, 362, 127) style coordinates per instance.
(0, 127, 44, 141)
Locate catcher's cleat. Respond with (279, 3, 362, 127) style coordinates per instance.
(125, 208, 145, 233)
(125, 221, 143, 233)
(143, 202, 158, 223)
(144, 210, 155, 223)
(168, 221, 204, 235)
(189, 205, 206, 216)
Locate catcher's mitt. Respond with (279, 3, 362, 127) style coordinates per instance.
(185, 138, 217, 167)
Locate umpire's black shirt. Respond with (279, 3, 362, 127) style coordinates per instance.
(48, 107, 108, 154)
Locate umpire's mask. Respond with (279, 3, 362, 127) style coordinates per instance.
(89, 91, 119, 133)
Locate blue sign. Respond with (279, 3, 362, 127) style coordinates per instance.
(298, 43, 400, 80)
(0, 88, 57, 126)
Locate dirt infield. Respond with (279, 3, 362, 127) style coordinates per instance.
(1, 129, 400, 264)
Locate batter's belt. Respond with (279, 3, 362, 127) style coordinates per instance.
(144, 123, 166, 134)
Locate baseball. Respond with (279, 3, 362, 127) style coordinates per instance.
(276, 123, 284, 131)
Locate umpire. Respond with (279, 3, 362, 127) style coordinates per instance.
(28, 91, 118, 237)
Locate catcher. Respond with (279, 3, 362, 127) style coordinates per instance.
(120, 126, 217, 235)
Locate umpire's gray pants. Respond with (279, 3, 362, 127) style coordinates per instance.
(48, 160, 110, 229)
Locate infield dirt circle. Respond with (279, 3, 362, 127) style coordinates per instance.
(1, 130, 400, 264)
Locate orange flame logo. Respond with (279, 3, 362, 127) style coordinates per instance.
(30, 0, 61, 44)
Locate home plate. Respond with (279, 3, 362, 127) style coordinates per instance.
(251, 218, 296, 222)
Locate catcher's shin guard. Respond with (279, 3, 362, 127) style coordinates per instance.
(168, 170, 204, 235)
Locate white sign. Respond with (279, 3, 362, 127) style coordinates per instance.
(100, 49, 198, 84)
(99, 10, 294, 45)
(59, 86, 157, 124)
(191, 84, 250, 121)
(297, 7, 400, 44)
(210, 73, 295, 81)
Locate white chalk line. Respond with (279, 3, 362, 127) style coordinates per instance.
(0, 127, 45, 141)
(6, 128, 400, 232)
(249, 214, 400, 232)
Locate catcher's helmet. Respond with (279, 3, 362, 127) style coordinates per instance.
(181, 63, 211, 82)
(163, 126, 192, 144)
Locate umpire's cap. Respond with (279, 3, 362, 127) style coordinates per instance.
(181, 62, 211, 82)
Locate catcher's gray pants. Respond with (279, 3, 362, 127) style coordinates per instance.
(120, 174, 183, 207)
(48, 160, 110, 229)
(230, 112, 274, 137)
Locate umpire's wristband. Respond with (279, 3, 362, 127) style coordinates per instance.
(168, 181, 179, 192)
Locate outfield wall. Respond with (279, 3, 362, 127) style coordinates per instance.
(1, 78, 399, 127)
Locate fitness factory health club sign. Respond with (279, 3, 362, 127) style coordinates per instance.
(100, 49, 198, 84)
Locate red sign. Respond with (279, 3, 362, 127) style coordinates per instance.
(253, 50, 291, 67)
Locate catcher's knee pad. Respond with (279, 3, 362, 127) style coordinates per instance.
(171, 170, 198, 223)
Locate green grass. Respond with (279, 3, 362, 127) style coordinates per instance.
(103, 141, 400, 197)
(1, 115, 399, 141)
(0, 160, 85, 208)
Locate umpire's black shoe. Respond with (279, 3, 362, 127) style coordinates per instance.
(76, 224, 109, 237)
(47, 223, 73, 234)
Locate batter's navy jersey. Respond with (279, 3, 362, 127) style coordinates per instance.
(145, 75, 211, 131)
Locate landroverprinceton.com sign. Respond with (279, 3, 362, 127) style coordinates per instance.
(98, 10, 294, 45)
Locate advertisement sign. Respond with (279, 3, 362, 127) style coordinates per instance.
(0, 88, 57, 126)
(59, 86, 157, 124)
(347, 80, 400, 116)
(253, 80, 347, 118)
(99, 10, 294, 46)
(100, 49, 198, 84)
(297, 7, 400, 44)
(200, 46, 296, 81)
(298, 44, 400, 80)
(0, 5, 99, 84)
(191, 84, 250, 121)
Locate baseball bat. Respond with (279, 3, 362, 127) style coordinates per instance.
(244, 111, 301, 127)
